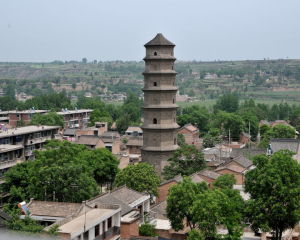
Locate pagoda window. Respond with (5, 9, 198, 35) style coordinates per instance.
(174, 138, 176, 144)
(153, 118, 158, 124)
(173, 98, 175, 104)
(154, 51, 157, 56)
(153, 82, 157, 86)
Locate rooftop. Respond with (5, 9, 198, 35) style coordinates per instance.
(180, 123, 198, 133)
(125, 126, 142, 133)
(0, 125, 60, 138)
(28, 200, 81, 218)
(7, 110, 48, 114)
(77, 135, 103, 146)
(87, 186, 149, 216)
(144, 33, 175, 47)
(270, 138, 300, 153)
(59, 208, 116, 235)
(57, 109, 92, 115)
(197, 170, 221, 180)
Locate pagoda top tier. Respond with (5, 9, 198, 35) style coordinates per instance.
(144, 33, 175, 47)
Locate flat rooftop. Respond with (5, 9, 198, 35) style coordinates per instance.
(57, 109, 92, 115)
(0, 126, 60, 138)
(0, 144, 23, 153)
(7, 110, 48, 114)
(59, 208, 116, 234)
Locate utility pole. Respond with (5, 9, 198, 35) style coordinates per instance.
(248, 121, 251, 149)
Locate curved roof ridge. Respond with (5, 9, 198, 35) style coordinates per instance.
(145, 33, 175, 46)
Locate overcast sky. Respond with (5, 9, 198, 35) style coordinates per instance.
(1, 0, 300, 62)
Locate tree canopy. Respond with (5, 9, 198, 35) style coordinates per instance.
(114, 163, 160, 196)
(2, 140, 119, 203)
(163, 145, 205, 180)
(30, 112, 64, 127)
(167, 176, 244, 240)
(214, 93, 239, 113)
(245, 150, 300, 240)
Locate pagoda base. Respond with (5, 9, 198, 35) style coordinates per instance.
(141, 150, 175, 176)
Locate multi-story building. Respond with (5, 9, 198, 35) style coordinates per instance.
(57, 109, 92, 129)
(141, 33, 179, 175)
(0, 111, 9, 125)
(8, 110, 48, 127)
(0, 125, 59, 180)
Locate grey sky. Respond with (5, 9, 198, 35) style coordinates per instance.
(1, 0, 299, 62)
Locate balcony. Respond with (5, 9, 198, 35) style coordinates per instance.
(0, 158, 24, 170)
(95, 226, 120, 240)
(25, 136, 52, 145)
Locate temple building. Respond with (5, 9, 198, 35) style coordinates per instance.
(141, 33, 179, 175)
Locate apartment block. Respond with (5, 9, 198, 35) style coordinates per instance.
(0, 125, 59, 180)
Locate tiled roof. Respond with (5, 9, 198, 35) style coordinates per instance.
(198, 170, 221, 180)
(270, 138, 300, 153)
(182, 124, 198, 133)
(110, 186, 147, 205)
(216, 165, 244, 173)
(232, 155, 253, 168)
(145, 33, 175, 46)
(87, 186, 149, 216)
(27, 200, 81, 218)
(150, 201, 167, 220)
(76, 135, 102, 146)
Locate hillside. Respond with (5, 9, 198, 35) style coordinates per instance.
(1, 59, 300, 103)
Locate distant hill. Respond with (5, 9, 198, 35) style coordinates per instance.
(0, 59, 300, 103)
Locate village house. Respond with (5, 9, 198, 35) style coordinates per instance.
(178, 124, 202, 149)
(87, 186, 151, 240)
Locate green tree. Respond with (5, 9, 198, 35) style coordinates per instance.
(114, 163, 160, 196)
(211, 112, 245, 141)
(30, 112, 64, 128)
(2, 140, 118, 203)
(213, 174, 236, 190)
(245, 150, 300, 240)
(139, 222, 157, 237)
(271, 124, 295, 138)
(167, 177, 208, 231)
(214, 93, 239, 113)
(187, 229, 204, 240)
(163, 145, 205, 180)
(177, 133, 186, 147)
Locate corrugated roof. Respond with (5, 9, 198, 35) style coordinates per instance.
(144, 33, 175, 46)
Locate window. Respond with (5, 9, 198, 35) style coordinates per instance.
(95, 224, 100, 237)
(174, 138, 176, 144)
(173, 98, 175, 104)
(83, 231, 89, 240)
(153, 118, 157, 124)
(108, 217, 112, 228)
(153, 82, 157, 86)
(154, 51, 157, 56)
